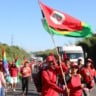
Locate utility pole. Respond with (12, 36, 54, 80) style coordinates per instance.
(11, 34, 14, 46)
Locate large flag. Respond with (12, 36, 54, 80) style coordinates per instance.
(39, 1, 92, 37)
(42, 18, 92, 37)
(2, 48, 10, 75)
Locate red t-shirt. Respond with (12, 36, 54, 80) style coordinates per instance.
(42, 68, 64, 96)
(80, 67, 95, 84)
(21, 67, 31, 78)
(68, 74, 82, 96)
(10, 67, 18, 77)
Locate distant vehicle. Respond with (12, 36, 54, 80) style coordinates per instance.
(30, 56, 43, 62)
(57, 45, 84, 64)
(36, 57, 43, 62)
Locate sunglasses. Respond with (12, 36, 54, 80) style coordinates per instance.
(72, 66, 78, 69)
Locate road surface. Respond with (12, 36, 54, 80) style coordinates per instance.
(6, 79, 40, 96)
(6, 78, 96, 96)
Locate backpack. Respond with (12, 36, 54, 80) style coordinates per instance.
(32, 70, 42, 92)
(33, 68, 49, 92)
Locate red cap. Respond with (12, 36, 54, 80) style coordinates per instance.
(71, 62, 78, 68)
(46, 56, 54, 62)
(87, 58, 93, 63)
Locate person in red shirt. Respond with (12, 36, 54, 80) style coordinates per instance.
(20, 61, 31, 96)
(80, 58, 95, 96)
(41, 55, 65, 96)
(67, 62, 85, 96)
(9, 62, 18, 92)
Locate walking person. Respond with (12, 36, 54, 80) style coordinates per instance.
(80, 58, 95, 96)
(41, 55, 66, 96)
(9, 62, 18, 91)
(67, 62, 85, 96)
(0, 66, 6, 96)
(21, 61, 32, 96)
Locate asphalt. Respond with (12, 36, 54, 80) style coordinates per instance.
(6, 78, 96, 96)
(6, 79, 40, 96)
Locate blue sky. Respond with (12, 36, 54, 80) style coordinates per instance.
(0, 0, 96, 52)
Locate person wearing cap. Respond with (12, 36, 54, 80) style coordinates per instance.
(80, 58, 95, 96)
(41, 55, 66, 96)
(77, 58, 84, 74)
(67, 62, 85, 96)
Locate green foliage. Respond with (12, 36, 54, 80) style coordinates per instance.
(33, 48, 57, 59)
(77, 34, 96, 48)
(0, 43, 30, 63)
(76, 35, 96, 68)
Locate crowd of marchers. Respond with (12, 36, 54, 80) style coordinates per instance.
(32, 53, 96, 96)
(0, 53, 96, 96)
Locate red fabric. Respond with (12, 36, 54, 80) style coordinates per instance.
(62, 62, 69, 73)
(39, 1, 82, 31)
(63, 51, 68, 60)
(95, 70, 96, 76)
(10, 67, 18, 77)
(0, 64, 5, 72)
(80, 67, 95, 84)
(41, 68, 64, 96)
(54, 62, 69, 85)
(55, 62, 69, 73)
(68, 74, 82, 96)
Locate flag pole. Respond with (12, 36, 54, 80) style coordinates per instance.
(46, 22, 69, 96)
(47, 24, 68, 87)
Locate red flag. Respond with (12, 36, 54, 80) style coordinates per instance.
(39, 1, 82, 31)
(63, 51, 68, 60)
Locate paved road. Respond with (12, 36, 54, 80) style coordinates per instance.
(6, 78, 96, 96)
(90, 85, 96, 96)
(6, 79, 40, 96)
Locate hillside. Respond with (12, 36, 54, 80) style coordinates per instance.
(0, 43, 30, 62)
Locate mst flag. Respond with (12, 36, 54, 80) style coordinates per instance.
(40, 1, 83, 31)
(42, 19, 92, 37)
(39, 1, 92, 37)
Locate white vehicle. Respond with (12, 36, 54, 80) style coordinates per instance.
(58, 45, 84, 64)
